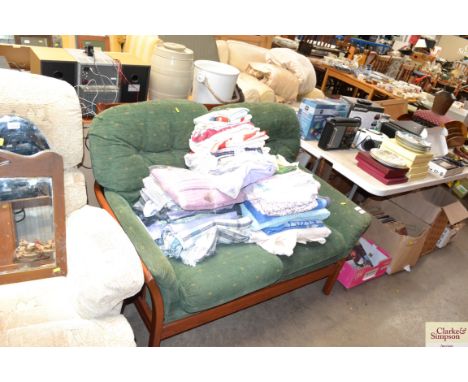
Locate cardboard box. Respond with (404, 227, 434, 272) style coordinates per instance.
(436, 222, 466, 249)
(389, 186, 468, 255)
(338, 237, 391, 289)
(0, 44, 32, 70)
(297, 98, 350, 141)
(362, 198, 430, 274)
(375, 98, 408, 120)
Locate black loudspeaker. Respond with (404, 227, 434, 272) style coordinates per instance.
(40, 61, 77, 87)
(119, 64, 150, 102)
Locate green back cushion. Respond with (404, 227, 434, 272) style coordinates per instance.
(89, 100, 208, 204)
(89, 101, 301, 204)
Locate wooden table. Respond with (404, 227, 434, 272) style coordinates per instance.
(309, 57, 328, 72)
(320, 66, 398, 100)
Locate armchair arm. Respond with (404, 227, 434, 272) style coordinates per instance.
(314, 174, 371, 252)
(95, 181, 156, 291)
(299, 165, 371, 252)
(103, 189, 181, 318)
(66, 205, 144, 318)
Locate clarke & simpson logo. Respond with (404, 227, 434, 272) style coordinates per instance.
(426, 322, 468, 347)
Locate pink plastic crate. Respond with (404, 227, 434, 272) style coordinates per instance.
(338, 237, 391, 289)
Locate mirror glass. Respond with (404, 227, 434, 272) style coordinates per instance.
(0, 177, 56, 275)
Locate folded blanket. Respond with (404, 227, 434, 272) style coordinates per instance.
(158, 213, 252, 267)
(185, 148, 277, 199)
(245, 169, 321, 214)
(240, 200, 330, 231)
(150, 166, 246, 210)
(250, 225, 332, 256)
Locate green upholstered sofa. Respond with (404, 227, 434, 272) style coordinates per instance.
(89, 100, 371, 346)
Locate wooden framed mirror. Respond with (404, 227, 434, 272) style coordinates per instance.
(0, 150, 66, 284)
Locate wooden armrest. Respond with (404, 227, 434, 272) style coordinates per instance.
(94, 181, 117, 221)
(93, 181, 155, 284)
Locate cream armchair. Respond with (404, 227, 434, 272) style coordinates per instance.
(0, 69, 144, 346)
(108, 35, 161, 65)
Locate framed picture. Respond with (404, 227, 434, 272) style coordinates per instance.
(76, 35, 110, 51)
(14, 35, 53, 47)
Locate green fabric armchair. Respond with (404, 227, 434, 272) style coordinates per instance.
(89, 100, 371, 346)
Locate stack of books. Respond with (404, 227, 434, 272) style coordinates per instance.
(356, 151, 409, 185)
(380, 136, 433, 180)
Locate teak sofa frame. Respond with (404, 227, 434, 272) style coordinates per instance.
(95, 182, 345, 347)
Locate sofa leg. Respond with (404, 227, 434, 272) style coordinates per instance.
(134, 284, 164, 347)
(133, 265, 165, 347)
(322, 259, 345, 295)
(148, 322, 162, 347)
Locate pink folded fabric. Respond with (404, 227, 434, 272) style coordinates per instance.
(150, 166, 246, 210)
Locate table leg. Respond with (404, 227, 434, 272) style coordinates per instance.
(321, 69, 330, 93)
(352, 87, 359, 97)
(368, 89, 375, 100)
(311, 157, 322, 174)
(296, 150, 313, 168)
(347, 184, 359, 200)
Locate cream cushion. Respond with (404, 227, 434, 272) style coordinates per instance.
(0, 69, 83, 170)
(266, 48, 317, 95)
(226, 40, 268, 72)
(246, 62, 300, 103)
(66, 206, 144, 319)
(0, 277, 136, 346)
(64, 168, 88, 216)
(123, 35, 161, 65)
(237, 73, 275, 103)
(0, 316, 135, 346)
(216, 40, 230, 64)
(300, 88, 326, 100)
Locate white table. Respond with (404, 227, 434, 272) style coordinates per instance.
(300, 140, 468, 199)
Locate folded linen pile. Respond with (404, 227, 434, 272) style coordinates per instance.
(241, 169, 332, 256)
(185, 107, 277, 199)
(189, 108, 269, 154)
(133, 107, 333, 266)
(133, 166, 252, 267)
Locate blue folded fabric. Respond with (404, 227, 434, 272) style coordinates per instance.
(240, 198, 331, 231)
(262, 220, 326, 235)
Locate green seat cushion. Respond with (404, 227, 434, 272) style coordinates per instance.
(171, 243, 283, 313)
(279, 227, 346, 280)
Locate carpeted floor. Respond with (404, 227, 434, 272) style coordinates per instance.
(123, 225, 468, 347)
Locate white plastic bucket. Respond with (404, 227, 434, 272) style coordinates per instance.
(149, 42, 194, 100)
(192, 60, 240, 104)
